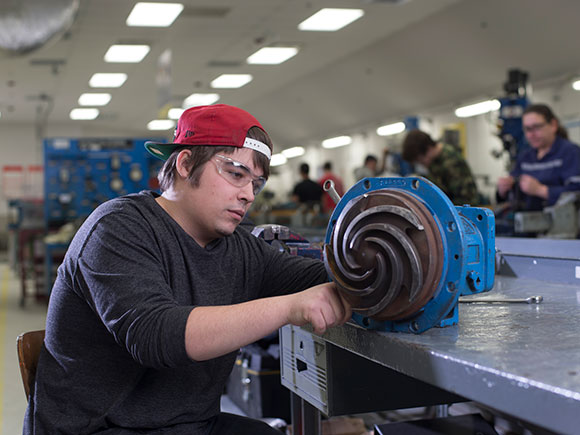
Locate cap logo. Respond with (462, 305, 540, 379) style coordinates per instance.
(184, 130, 195, 138)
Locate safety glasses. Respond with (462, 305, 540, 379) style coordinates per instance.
(212, 154, 267, 196)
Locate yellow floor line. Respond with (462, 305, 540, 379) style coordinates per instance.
(0, 265, 9, 435)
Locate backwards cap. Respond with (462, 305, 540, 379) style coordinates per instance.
(145, 104, 271, 161)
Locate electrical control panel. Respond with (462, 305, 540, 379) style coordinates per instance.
(44, 137, 164, 227)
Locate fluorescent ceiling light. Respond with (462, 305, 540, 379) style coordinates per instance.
(281, 146, 305, 158)
(210, 74, 253, 89)
(126, 2, 184, 27)
(270, 153, 288, 166)
(377, 122, 406, 136)
(70, 108, 99, 120)
(455, 99, 501, 118)
(298, 8, 364, 32)
(322, 135, 352, 149)
(104, 45, 150, 63)
(572, 80, 580, 91)
(78, 93, 111, 106)
(247, 47, 299, 65)
(89, 73, 128, 88)
(147, 119, 176, 130)
(168, 108, 184, 120)
(183, 93, 220, 108)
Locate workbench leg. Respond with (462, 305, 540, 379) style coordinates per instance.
(290, 392, 322, 435)
(434, 404, 449, 418)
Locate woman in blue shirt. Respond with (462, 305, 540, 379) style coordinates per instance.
(497, 103, 580, 211)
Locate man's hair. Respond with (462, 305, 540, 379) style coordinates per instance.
(401, 129, 436, 162)
(323, 161, 332, 171)
(157, 126, 272, 192)
(364, 155, 377, 165)
(523, 103, 568, 139)
(299, 163, 309, 175)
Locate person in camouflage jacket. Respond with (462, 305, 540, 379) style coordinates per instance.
(402, 129, 480, 206)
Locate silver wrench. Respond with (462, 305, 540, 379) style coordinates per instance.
(459, 295, 543, 304)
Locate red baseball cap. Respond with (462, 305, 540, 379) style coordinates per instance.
(145, 104, 272, 160)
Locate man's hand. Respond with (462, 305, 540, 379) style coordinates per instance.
(286, 282, 352, 334)
(519, 174, 548, 199)
(497, 175, 515, 197)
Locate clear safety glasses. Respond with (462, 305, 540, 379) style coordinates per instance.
(212, 154, 267, 196)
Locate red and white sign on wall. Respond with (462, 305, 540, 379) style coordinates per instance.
(1, 165, 44, 200)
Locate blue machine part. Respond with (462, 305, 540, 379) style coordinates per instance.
(251, 223, 323, 260)
(324, 176, 495, 333)
(43, 137, 164, 227)
(498, 95, 529, 166)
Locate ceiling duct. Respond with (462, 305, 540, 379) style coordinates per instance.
(0, 0, 79, 56)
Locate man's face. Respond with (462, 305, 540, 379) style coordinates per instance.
(523, 112, 557, 150)
(182, 147, 265, 246)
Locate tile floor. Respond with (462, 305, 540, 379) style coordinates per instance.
(0, 263, 47, 435)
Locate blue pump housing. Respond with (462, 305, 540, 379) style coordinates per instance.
(325, 176, 495, 333)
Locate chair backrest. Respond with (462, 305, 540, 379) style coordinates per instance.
(16, 329, 46, 401)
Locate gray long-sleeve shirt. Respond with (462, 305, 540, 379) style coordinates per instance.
(25, 191, 327, 434)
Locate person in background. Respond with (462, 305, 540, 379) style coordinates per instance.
(25, 104, 351, 434)
(292, 162, 324, 208)
(401, 129, 480, 206)
(318, 161, 345, 214)
(353, 148, 391, 182)
(497, 103, 580, 211)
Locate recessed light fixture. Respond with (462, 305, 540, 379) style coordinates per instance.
(70, 108, 99, 120)
(183, 93, 220, 108)
(270, 153, 288, 166)
(322, 135, 352, 149)
(298, 8, 364, 32)
(210, 74, 253, 89)
(377, 122, 406, 136)
(89, 73, 128, 88)
(168, 108, 185, 119)
(455, 99, 500, 118)
(104, 45, 151, 63)
(281, 146, 305, 158)
(572, 80, 580, 91)
(147, 119, 176, 130)
(247, 47, 299, 65)
(78, 93, 112, 106)
(126, 2, 184, 27)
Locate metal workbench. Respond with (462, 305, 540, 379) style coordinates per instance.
(281, 237, 580, 434)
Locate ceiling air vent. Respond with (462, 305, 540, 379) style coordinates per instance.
(181, 6, 230, 19)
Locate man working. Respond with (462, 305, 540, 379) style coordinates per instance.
(497, 103, 580, 211)
(291, 162, 323, 207)
(401, 129, 480, 206)
(25, 104, 351, 434)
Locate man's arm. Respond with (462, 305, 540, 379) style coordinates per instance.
(185, 282, 351, 361)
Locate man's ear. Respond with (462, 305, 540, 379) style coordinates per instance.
(175, 149, 193, 178)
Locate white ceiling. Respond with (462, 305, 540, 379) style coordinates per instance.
(2, 0, 580, 150)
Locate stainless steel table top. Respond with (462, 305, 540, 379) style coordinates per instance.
(317, 275, 580, 434)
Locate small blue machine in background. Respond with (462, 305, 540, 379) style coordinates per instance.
(324, 176, 495, 334)
(43, 137, 163, 228)
(497, 68, 530, 168)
